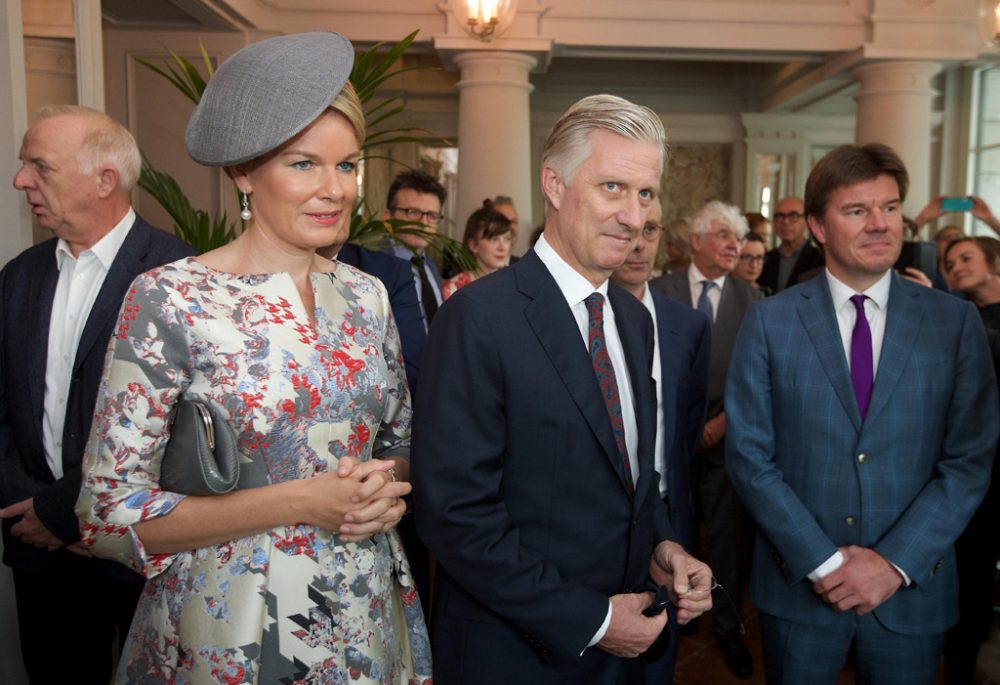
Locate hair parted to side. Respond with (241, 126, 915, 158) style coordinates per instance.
(36, 104, 141, 192)
(386, 169, 447, 209)
(541, 94, 667, 206)
(804, 143, 909, 221)
(463, 199, 514, 246)
(690, 200, 749, 238)
(330, 81, 365, 147)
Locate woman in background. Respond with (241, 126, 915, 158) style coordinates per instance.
(441, 199, 514, 299)
(76, 32, 430, 684)
(942, 235, 1000, 685)
(733, 232, 769, 295)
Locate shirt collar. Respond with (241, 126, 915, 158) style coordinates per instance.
(825, 267, 891, 312)
(534, 232, 609, 307)
(688, 262, 727, 290)
(55, 207, 136, 271)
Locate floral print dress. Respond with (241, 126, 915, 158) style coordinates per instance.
(76, 258, 431, 684)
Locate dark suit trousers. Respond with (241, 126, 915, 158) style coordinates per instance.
(12, 552, 143, 684)
(695, 437, 753, 638)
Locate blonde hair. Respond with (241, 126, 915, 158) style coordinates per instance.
(541, 94, 666, 207)
(331, 81, 365, 147)
(36, 104, 141, 191)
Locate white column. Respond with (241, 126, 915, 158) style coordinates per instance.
(73, 0, 104, 110)
(852, 61, 940, 216)
(0, 0, 32, 267)
(454, 51, 536, 254)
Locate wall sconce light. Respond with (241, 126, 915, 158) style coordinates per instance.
(453, 0, 518, 42)
(994, 1, 1000, 45)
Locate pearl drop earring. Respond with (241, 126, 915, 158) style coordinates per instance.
(240, 192, 252, 221)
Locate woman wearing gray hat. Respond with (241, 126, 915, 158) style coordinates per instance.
(76, 32, 431, 683)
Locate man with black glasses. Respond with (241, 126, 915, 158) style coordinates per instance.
(384, 170, 447, 329)
(759, 196, 825, 293)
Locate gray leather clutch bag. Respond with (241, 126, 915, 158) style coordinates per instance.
(160, 399, 240, 496)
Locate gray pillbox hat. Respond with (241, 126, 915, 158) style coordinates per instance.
(185, 31, 354, 167)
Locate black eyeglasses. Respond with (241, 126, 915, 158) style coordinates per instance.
(773, 211, 803, 222)
(739, 254, 765, 264)
(390, 207, 445, 225)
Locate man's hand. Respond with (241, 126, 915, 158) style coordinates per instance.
(596, 592, 668, 658)
(913, 196, 945, 227)
(650, 540, 713, 624)
(971, 196, 1000, 234)
(699, 412, 726, 451)
(0, 497, 82, 553)
(813, 545, 903, 615)
(900, 267, 932, 288)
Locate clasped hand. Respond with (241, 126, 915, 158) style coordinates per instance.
(812, 545, 903, 615)
(300, 457, 411, 543)
(597, 540, 713, 658)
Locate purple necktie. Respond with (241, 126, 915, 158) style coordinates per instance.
(585, 293, 633, 489)
(850, 294, 873, 420)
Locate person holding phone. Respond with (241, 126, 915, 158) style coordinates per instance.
(914, 195, 1000, 237)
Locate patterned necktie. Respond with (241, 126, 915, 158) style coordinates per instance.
(697, 280, 715, 322)
(584, 293, 633, 489)
(850, 294, 873, 420)
(410, 254, 439, 325)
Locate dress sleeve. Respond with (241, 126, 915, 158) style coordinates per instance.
(75, 268, 193, 578)
(372, 282, 411, 463)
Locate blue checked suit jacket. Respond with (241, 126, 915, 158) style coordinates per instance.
(725, 271, 998, 634)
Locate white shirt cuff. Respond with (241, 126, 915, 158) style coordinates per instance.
(808, 550, 845, 582)
(584, 601, 613, 653)
(889, 561, 911, 586)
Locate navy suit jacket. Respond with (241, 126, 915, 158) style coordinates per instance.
(725, 272, 998, 634)
(413, 250, 673, 683)
(651, 290, 711, 552)
(0, 217, 195, 570)
(337, 242, 426, 395)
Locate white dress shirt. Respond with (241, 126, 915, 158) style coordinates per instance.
(43, 208, 135, 479)
(686, 263, 726, 322)
(535, 234, 641, 649)
(809, 268, 909, 585)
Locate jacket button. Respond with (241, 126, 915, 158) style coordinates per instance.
(857, 453, 867, 464)
(845, 516, 857, 526)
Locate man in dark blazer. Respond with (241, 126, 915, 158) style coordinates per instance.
(0, 106, 194, 683)
(612, 206, 712, 684)
(413, 94, 712, 685)
(650, 200, 763, 678)
(758, 196, 825, 293)
(726, 144, 998, 683)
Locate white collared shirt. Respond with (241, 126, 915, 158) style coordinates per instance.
(535, 234, 640, 650)
(640, 285, 667, 498)
(809, 267, 909, 586)
(43, 208, 135, 479)
(687, 263, 726, 322)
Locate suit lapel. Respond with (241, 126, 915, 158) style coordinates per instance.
(796, 276, 863, 431)
(517, 253, 633, 493)
(865, 274, 921, 425)
(74, 218, 149, 372)
(29, 250, 59, 449)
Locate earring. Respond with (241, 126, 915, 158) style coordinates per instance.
(240, 192, 252, 221)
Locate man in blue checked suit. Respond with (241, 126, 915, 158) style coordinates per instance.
(726, 143, 998, 684)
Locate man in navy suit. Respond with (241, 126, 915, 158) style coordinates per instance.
(758, 196, 825, 293)
(611, 204, 711, 684)
(413, 94, 712, 685)
(726, 144, 998, 683)
(0, 106, 195, 683)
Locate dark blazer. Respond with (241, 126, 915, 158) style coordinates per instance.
(649, 270, 763, 419)
(650, 290, 711, 552)
(758, 241, 825, 294)
(0, 216, 195, 569)
(413, 250, 673, 685)
(725, 273, 998, 634)
(337, 242, 426, 395)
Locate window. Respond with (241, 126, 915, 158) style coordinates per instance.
(971, 65, 1000, 235)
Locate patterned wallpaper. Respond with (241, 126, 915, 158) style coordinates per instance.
(662, 144, 733, 221)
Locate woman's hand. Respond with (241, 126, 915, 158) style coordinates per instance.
(294, 457, 411, 541)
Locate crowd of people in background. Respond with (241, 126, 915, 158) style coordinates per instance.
(1, 28, 998, 685)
